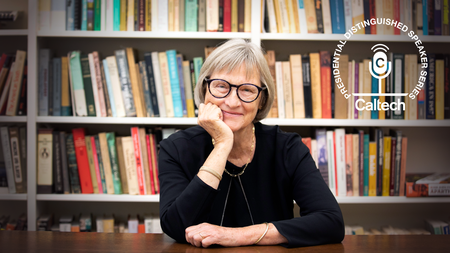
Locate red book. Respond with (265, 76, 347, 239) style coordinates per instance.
(90, 136, 103, 194)
(369, 0, 376, 34)
(72, 128, 93, 193)
(319, 51, 331, 119)
(131, 127, 146, 195)
(301, 137, 312, 155)
(145, 134, 156, 195)
(149, 132, 160, 194)
(223, 0, 231, 32)
(393, 0, 400, 35)
(138, 223, 145, 233)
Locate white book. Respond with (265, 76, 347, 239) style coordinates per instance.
(343, 0, 352, 31)
(206, 0, 219, 32)
(105, 56, 127, 117)
(282, 61, 293, 118)
(102, 59, 118, 117)
(121, 136, 139, 195)
(96, 216, 104, 232)
(326, 130, 336, 196)
(298, 0, 308, 34)
(69, 51, 88, 117)
(409, 55, 418, 120)
(151, 52, 167, 117)
(0, 127, 16, 194)
(266, 0, 278, 33)
(404, 0, 413, 32)
(358, 62, 364, 119)
(311, 139, 318, 169)
(39, 0, 51, 31)
(128, 215, 139, 233)
(275, 61, 285, 119)
(50, 0, 66, 31)
(102, 0, 108, 31)
(277, 0, 290, 33)
(151, 217, 163, 233)
(144, 215, 153, 233)
(334, 128, 347, 197)
(158, 0, 169, 32)
(127, 0, 135, 31)
(152, 0, 159, 31)
(88, 54, 102, 117)
(322, 0, 332, 34)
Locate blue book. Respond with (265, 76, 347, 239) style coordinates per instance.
(102, 59, 117, 117)
(144, 53, 160, 117)
(176, 54, 187, 117)
(52, 58, 62, 116)
(113, 0, 121, 31)
(426, 54, 435, 119)
(66, 0, 75, 30)
(371, 75, 378, 119)
(363, 134, 369, 196)
(423, 0, 428, 35)
(363, 0, 371, 34)
(166, 50, 183, 117)
(329, 0, 345, 34)
(81, 0, 88, 30)
(434, 1, 442, 35)
(138, 61, 154, 117)
(185, 0, 199, 31)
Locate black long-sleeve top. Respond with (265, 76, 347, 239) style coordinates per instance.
(158, 122, 345, 247)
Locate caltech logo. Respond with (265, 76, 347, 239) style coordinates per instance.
(332, 18, 428, 112)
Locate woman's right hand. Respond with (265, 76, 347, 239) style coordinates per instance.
(197, 102, 233, 151)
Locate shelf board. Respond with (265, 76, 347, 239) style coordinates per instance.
(0, 193, 27, 201)
(36, 117, 450, 127)
(0, 29, 28, 36)
(37, 31, 251, 39)
(260, 33, 450, 42)
(37, 194, 159, 202)
(336, 196, 450, 204)
(0, 116, 27, 123)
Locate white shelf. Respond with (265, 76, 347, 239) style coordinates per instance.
(37, 194, 160, 202)
(260, 33, 450, 42)
(0, 29, 28, 36)
(37, 31, 252, 39)
(36, 117, 450, 127)
(0, 116, 27, 123)
(0, 194, 27, 201)
(336, 196, 450, 204)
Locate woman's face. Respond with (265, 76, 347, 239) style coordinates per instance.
(204, 65, 262, 133)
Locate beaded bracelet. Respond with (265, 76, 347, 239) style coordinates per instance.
(199, 166, 222, 181)
(254, 222, 269, 244)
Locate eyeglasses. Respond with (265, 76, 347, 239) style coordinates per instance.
(205, 78, 267, 103)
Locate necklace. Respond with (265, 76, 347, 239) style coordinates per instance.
(212, 125, 255, 177)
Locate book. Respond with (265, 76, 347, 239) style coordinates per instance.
(36, 129, 53, 194)
(115, 137, 129, 194)
(66, 134, 82, 193)
(115, 49, 137, 117)
(309, 53, 322, 118)
(335, 128, 346, 196)
(69, 51, 88, 117)
(326, 131, 336, 195)
(131, 127, 146, 195)
(98, 132, 115, 194)
(85, 136, 99, 194)
(121, 136, 140, 195)
(126, 48, 146, 117)
(316, 129, 328, 186)
(90, 136, 103, 194)
(8, 127, 25, 193)
(289, 54, 305, 118)
(94, 136, 107, 193)
(52, 131, 64, 194)
(5, 50, 26, 116)
(72, 128, 94, 194)
(406, 173, 450, 197)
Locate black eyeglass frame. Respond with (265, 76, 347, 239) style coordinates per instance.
(205, 78, 267, 103)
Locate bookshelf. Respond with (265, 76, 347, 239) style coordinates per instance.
(0, 0, 449, 233)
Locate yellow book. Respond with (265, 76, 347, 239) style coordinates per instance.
(145, 0, 151, 31)
(309, 53, 322, 119)
(289, 54, 305, 118)
(282, 61, 293, 118)
(383, 0, 394, 35)
(121, 136, 140, 195)
(61, 57, 71, 115)
(120, 0, 127, 31)
(158, 52, 174, 117)
(103, 214, 115, 233)
(115, 137, 129, 194)
(436, 59, 445, 120)
(286, 0, 296, 33)
(368, 142, 377, 197)
(231, 0, 238, 32)
(168, 0, 174, 31)
(127, 0, 135, 31)
(291, 0, 300, 33)
(382, 136, 391, 196)
(244, 0, 251, 32)
(182, 60, 195, 117)
(277, 0, 290, 33)
(135, 62, 148, 117)
(126, 48, 145, 117)
(352, 0, 365, 34)
(99, 133, 115, 194)
(85, 136, 99, 194)
(303, 0, 318, 33)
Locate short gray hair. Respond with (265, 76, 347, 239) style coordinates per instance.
(194, 39, 274, 122)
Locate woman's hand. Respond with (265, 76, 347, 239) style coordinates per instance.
(197, 103, 233, 150)
(185, 223, 243, 248)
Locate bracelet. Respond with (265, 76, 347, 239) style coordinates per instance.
(199, 166, 222, 181)
(254, 222, 269, 245)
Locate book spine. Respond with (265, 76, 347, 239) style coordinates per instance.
(393, 53, 405, 119)
(66, 0, 76, 30)
(345, 134, 353, 196)
(88, 54, 102, 117)
(316, 129, 329, 187)
(52, 131, 63, 193)
(275, 61, 285, 119)
(368, 141, 376, 196)
(115, 137, 129, 194)
(6, 50, 26, 116)
(363, 0, 371, 34)
(151, 52, 167, 117)
(52, 58, 62, 116)
(418, 62, 426, 119)
(72, 128, 94, 193)
(102, 59, 117, 117)
(436, 56, 445, 120)
(36, 129, 53, 194)
(8, 128, 24, 193)
(61, 57, 72, 116)
(159, 52, 175, 117)
(139, 61, 154, 117)
(16, 65, 27, 116)
(145, 134, 156, 194)
(143, 53, 160, 117)
(352, 134, 359, 196)
(198, 0, 207, 32)
(106, 132, 123, 194)
(319, 51, 331, 118)
(84, 136, 99, 193)
(131, 127, 146, 195)
(389, 136, 396, 196)
(399, 137, 407, 196)
(382, 136, 391, 196)
(127, 48, 146, 117)
(47, 59, 53, 116)
(69, 51, 88, 117)
(39, 49, 51, 116)
(59, 132, 71, 194)
(444, 0, 450, 35)
(309, 53, 322, 119)
(93, 0, 102, 30)
(99, 133, 115, 194)
(122, 136, 139, 195)
(376, 128, 383, 196)
(394, 133, 402, 196)
(139, 129, 153, 194)
(86, 0, 94, 30)
(363, 134, 369, 196)
(90, 136, 103, 193)
(66, 134, 82, 193)
(166, 50, 183, 117)
(80, 54, 97, 116)
(113, 0, 121, 30)
(94, 136, 108, 193)
(82, 0, 88, 30)
(100, 61, 113, 117)
(158, 0, 169, 31)
(290, 54, 305, 119)
(326, 131, 336, 195)
(149, 132, 160, 193)
(105, 56, 126, 117)
(282, 61, 293, 118)
(75, 0, 83, 30)
(329, 0, 346, 33)
(302, 55, 312, 118)
(182, 61, 195, 117)
(358, 130, 364, 196)
(115, 50, 137, 117)
(427, 54, 436, 119)
(445, 54, 450, 119)
(423, 0, 428, 35)
(176, 54, 187, 117)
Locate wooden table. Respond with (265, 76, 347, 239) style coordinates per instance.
(1, 231, 448, 252)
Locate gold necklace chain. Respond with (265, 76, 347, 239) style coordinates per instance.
(212, 125, 255, 177)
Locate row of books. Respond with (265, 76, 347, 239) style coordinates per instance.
(345, 223, 446, 235)
(406, 173, 450, 197)
(263, 0, 450, 36)
(36, 127, 176, 195)
(0, 214, 27, 231)
(0, 126, 27, 194)
(37, 213, 162, 233)
(38, 48, 202, 118)
(265, 51, 450, 120)
(303, 128, 408, 197)
(39, 0, 252, 33)
(0, 51, 27, 116)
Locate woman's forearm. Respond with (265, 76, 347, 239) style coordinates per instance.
(197, 142, 232, 189)
(238, 223, 288, 246)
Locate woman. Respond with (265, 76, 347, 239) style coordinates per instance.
(158, 39, 344, 248)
